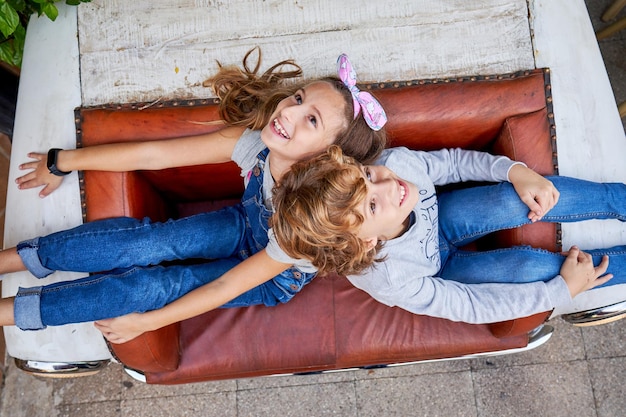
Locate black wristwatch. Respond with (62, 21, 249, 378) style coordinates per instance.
(47, 148, 72, 176)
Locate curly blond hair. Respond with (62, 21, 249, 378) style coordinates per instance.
(205, 47, 387, 164)
(272, 145, 382, 276)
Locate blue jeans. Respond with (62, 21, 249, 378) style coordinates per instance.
(437, 176, 626, 286)
(14, 149, 316, 330)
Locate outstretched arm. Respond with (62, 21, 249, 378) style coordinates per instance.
(16, 126, 246, 197)
(507, 163, 560, 222)
(94, 250, 291, 344)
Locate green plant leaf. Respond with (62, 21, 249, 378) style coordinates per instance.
(0, 38, 19, 67)
(8, 24, 23, 66)
(6, 0, 26, 13)
(0, 0, 87, 67)
(0, 1, 20, 38)
(41, 1, 57, 20)
(12, 17, 23, 56)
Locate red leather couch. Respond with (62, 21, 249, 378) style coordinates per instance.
(76, 68, 557, 384)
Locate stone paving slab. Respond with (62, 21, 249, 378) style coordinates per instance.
(473, 361, 597, 417)
(356, 371, 476, 417)
(122, 392, 236, 417)
(581, 319, 626, 359)
(588, 357, 626, 417)
(239, 382, 357, 417)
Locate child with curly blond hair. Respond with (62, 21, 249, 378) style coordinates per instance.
(272, 145, 626, 325)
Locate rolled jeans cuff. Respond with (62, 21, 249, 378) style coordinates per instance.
(14, 286, 46, 330)
(16, 238, 55, 279)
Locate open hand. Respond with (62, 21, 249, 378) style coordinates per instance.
(508, 164, 559, 222)
(94, 313, 149, 344)
(560, 246, 612, 298)
(16, 152, 65, 198)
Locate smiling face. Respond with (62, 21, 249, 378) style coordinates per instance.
(260, 81, 349, 168)
(356, 164, 419, 247)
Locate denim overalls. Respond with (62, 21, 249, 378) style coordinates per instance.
(14, 148, 316, 330)
(239, 149, 316, 303)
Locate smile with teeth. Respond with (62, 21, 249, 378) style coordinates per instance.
(399, 181, 407, 206)
(273, 119, 290, 139)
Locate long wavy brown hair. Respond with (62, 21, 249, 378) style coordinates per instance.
(272, 145, 383, 276)
(205, 47, 387, 164)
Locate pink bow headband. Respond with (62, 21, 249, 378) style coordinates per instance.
(337, 54, 387, 131)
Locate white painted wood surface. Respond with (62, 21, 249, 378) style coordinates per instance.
(531, 0, 626, 315)
(78, 0, 535, 105)
(3, 7, 111, 361)
(4, 0, 625, 363)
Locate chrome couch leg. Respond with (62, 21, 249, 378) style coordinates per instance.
(561, 300, 626, 327)
(14, 358, 109, 378)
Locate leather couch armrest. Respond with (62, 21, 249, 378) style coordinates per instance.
(83, 171, 171, 222)
(109, 323, 181, 373)
(488, 311, 552, 338)
(491, 107, 555, 176)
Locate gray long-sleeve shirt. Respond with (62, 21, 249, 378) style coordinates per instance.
(347, 147, 572, 324)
